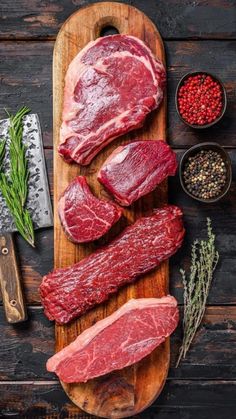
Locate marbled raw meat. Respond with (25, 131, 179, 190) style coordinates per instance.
(47, 296, 179, 383)
(58, 35, 166, 165)
(98, 140, 177, 206)
(58, 176, 122, 243)
(40, 206, 184, 324)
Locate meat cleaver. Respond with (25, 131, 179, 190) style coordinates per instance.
(0, 114, 53, 323)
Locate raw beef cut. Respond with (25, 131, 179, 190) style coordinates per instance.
(40, 206, 184, 324)
(47, 296, 179, 383)
(58, 35, 166, 165)
(58, 176, 122, 243)
(98, 140, 177, 206)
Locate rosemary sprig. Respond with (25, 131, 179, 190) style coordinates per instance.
(176, 218, 219, 367)
(0, 139, 6, 169)
(0, 107, 35, 247)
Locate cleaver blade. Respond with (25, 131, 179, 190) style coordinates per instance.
(0, 113, 53, 324)
(0, 113, 53, 233)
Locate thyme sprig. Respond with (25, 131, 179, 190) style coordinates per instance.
(0, 107, 35, 247)
(176, 218, 219, 367)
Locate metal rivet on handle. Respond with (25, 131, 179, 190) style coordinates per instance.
(1, 247, 8, 255)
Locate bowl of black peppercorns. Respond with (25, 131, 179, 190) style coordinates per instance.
(179, 142, 232, 203)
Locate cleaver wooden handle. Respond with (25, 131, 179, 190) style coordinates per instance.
(0, 233, 27, 323)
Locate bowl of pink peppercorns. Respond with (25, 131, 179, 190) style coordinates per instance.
(175, 71, 227, 128)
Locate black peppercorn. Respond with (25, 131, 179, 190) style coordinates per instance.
(183, 150, 227, 199)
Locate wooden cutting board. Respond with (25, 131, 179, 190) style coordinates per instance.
(53, 2, 167, 418)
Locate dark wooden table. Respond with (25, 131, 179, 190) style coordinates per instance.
(0, 1, 236, 418)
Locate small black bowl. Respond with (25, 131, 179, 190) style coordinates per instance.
(175, 71, 227, 129)
(179, 142, 232, 203)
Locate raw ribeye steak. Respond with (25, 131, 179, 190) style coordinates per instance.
(58, 176, 122, 243)
(58, 35, 166, 165)
(98, 140, 177, 206)
(40, 206, 184, 324)
(47, 296, 179, 383)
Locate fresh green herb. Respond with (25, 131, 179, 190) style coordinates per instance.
(0, 107, 35, 247)
(176, 218, 219, 367)
(0, 139, 6, 169)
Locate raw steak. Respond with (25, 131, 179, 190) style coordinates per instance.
(98, 140, 177, 206)
(58, 35, 166, 165)
(40, 206, 184, 324)
(47, 296, 179, 383)
(58, 176, 122, 243)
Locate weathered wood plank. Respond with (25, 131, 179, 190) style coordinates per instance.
(0, 3, 234, 416)
(3, 149, 235, 305)
(171, 306, 236, 380)
(0, 380, 236, 419)
(166, 40, 236, 147)
(0, 0, 236, 40)
(0, 42, 53, 148)
(0, 41, 236, 148)
(0, 306, 235, 381)
(170, 149, 236, 303)
(0, 307, 53, 381)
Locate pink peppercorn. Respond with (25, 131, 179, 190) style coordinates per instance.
(178, 74, 223, 125)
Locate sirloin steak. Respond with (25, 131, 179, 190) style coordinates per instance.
(47, 296, 179, 383)
(98, 140, 177, 206)
(58, 176, 122, 243)
(58, 35, 166, 165)
(40, 206, 184, 324)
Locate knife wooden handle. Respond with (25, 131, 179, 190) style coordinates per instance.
(0, 233, 27, 323)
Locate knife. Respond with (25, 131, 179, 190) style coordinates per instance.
(0, 113, 53, 323)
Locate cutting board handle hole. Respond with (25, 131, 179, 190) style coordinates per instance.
(100, 25, 119, 37)
(94, 17, 121, 38)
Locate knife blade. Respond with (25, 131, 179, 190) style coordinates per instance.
(0, 113, 53, 232)
(0, 113, 53, 323)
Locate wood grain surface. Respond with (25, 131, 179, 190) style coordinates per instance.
(1, 380, 236, 419)
(0, 1, 236, 418)
(1, 40, 235, 149)
(0, 306, 236, 381)
(53, 2, 169, 417)
(1, 0, 236, 40)
(0, 233, 27, 323)
(2, 150, 235, 307)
